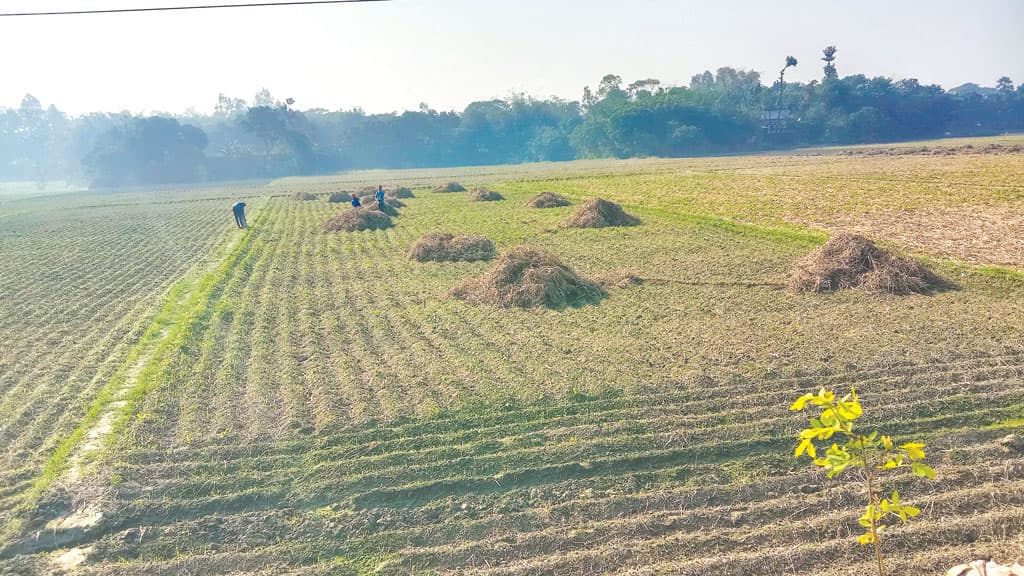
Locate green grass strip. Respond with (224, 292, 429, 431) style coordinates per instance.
(0, 214, 262, 547)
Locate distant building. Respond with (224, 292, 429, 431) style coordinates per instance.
(761, 110, 795, 138)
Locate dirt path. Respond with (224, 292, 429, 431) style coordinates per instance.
(25, 219, 257, 572)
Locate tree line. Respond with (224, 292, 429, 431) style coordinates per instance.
(2, 49, 1023, 188)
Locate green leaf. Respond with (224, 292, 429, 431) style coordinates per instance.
(911, 463, 936, 479)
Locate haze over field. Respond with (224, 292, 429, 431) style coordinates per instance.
(1, 0, 1022, 115)
(2, 2, 1024, 574)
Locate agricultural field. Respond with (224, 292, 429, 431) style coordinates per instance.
(1, 135, 1023, 575)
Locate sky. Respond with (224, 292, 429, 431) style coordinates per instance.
(1, 0, 1021, 116)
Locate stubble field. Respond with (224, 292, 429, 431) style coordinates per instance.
(1, 136, 1023, 575)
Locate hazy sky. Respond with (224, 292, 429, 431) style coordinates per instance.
(2, 0, 1021, 115)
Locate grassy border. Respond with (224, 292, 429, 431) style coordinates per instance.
(0, 214, 261, 547)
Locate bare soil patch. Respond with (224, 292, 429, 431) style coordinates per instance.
(840, 143, 1024, 157)
(803, 203, 1024, 268)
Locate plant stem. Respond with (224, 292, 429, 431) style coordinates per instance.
(862, 438, 886, 576)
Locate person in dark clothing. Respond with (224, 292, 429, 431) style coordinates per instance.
(375, 185, 386, 210)
(350, 193, 361, 207)
(231, 202, 247, 228)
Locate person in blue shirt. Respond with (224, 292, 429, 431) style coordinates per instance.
(231, 201, 247, 228)
(375, 185, 386, 210)
(350, 193, 361, 208)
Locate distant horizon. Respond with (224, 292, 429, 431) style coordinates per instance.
(2, 0, 1020, 117)
(2, 75, 1015, 119)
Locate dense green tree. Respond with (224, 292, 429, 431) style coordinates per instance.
(82, 116, 207, 187)
(3, 59, 1024, 186)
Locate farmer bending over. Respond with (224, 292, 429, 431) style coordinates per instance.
(231, 201, 247, 228)
(375, 185, 386, 210)
(350, 193, 361, 207)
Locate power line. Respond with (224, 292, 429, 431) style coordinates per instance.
(0, 0, 389, 17)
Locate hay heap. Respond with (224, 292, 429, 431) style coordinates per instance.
(387, 186, 415, 199)
(469, 187, 504, 202)
(788, 233, 945, 295)
(327, 191, 352, 203)
(408, 232, 495, 262)
(451, 246, 605, 308)
(529, 192, 571, 208)
(359, 194, 405, 209)
(293, 191, 318, 201)
(564, 198, 640, 228)
(433, 182, 466, 193)
(324, 208, 394, 232)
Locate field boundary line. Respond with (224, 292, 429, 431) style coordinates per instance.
(0, 206, 263, 560)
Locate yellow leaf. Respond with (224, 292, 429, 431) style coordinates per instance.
(857, 531, 875, 544)
(902, 442, 926, 460)
(795, 438, 815, 458)
(882, 435, 893, 450)
(790, 393, 815, 411)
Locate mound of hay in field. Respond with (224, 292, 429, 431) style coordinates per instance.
(451, 246, 605, 309)
(564, 198, 640, 228)
(408, 232, 495, 262)
(293, 191, 318, 201)
(469, 187, 504, 202)
(327, 191, 353, 203)
(359, 194, 405, 209)
(595, 269, 644, 289)
(433, 182, 466, 193)
(528, 192, 571, 208)
(788, 233, 946, 295)
(386, 186, 415, 199)
(324, 208, 394, 232)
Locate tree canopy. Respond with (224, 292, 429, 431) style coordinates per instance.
(2, 60, 1023, 188)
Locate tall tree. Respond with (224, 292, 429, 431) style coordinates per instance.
(997, 76, 1015, 93)
(775, 56, 798, 108)
(822, 46, 838, 80)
